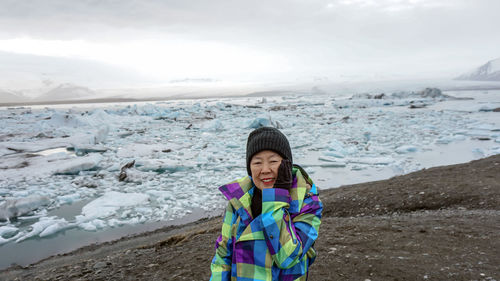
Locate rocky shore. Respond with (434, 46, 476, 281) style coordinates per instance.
(1, 155, 499, 281)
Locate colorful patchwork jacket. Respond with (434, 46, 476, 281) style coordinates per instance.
(210, 166, 323, 281)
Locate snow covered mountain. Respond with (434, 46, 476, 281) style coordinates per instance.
(33, 83, 97, 101)
(456, 58, 500, 81)
(0, 89, 26, 103)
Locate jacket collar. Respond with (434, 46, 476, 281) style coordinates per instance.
(218, 166, 311, 225)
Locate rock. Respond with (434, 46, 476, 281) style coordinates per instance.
(419, 88, 443, 98)
(409, 104, 426, 109)
(93, 261, 107, 269)
(119, 160, 135, 181)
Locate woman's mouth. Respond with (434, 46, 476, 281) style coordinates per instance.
(261, 178, 275, 184)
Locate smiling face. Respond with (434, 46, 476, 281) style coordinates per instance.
(250, 150, 283, 190)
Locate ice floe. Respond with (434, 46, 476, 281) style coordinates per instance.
(77, 191, 150, 222)
(0, 195, 51, 221)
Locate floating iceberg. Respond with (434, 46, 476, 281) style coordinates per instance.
(395, 145, 418, 154)
(0, 225, 18, 238)
(202, 119, 224, 132)
(0, 195, 51, 221)
(348, 157, 394, 165)
(16, 217, 72, 242)
(54, 153, 103, 175)
(326, 140, 348, 157)
(318, 156, 347, 167)
(77, 191, 150, 223)
(248, 117, 272, 128)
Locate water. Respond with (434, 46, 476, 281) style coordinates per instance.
(0, 207, 214, 269)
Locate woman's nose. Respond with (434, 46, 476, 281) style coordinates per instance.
(261, 162, 271, 173)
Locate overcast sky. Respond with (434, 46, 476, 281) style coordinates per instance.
(0, 0, 499, 89)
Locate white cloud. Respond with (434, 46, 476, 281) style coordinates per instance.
(0, 0, 498, 86)
(0, 37, 290, 81)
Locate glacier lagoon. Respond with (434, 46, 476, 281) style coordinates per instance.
(0, 89, 499, 269)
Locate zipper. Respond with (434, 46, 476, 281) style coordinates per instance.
(284, 208, 297, 244)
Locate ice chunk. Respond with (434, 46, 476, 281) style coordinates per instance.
(435, 137, 452, 144)
(79, 219, 107, 231)
(78, 191, 150, 221)
(202, 119, 224, 132)
(16, 217, 70, 242)
(39, 219, 71, 237)
(348, 157, 394, 165)
(45, 112, 88, 128)
(116, 143, 168, 158)
(320, 162, 347, 168)
(58, 193, 81, 205)
(224, 141, 239, 149)
(108, 217, 142, 227)
(318, 156, 347, 167)
(326, 140, 348, 157)
(0, 195, 51, 221)
(54, 153, 103, 175)
(395, 145, 418, 154)
(135, 159, 194, 173)
(146, 190, 172, 204)
(94, 125, 109, 144)
(248, 117, 272, 128)
(0, 225, 18, 238)
(323, 151, 345, 158)
(69, 145, 108, 156)
(0, 233, 23, 245)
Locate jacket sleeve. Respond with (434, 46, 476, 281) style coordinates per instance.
(260, 187, 323, 269)
(210, 203, 234, 281)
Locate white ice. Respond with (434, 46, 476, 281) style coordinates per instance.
(15, 217, 73, 242)
(77, 191, 150, 223)
(0, 195, 50, 221)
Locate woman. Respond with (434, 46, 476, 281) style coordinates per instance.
(210, 127, 323, 281)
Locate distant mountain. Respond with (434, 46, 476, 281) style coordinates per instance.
(33, 83, 97, 101)
(456, 58, 500, 81)
(0, 89, 26, 103)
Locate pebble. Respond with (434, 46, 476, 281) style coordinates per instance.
(93, 261, 107, 269)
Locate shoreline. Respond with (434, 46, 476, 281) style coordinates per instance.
(2, 83, 500, 108)
(1, 154, 499, 280)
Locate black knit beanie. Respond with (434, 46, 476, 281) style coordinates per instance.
(246, 127, 292, 176)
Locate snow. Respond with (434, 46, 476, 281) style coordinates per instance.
(457, 58, 500, 81)
(0, 88, 499, 248)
